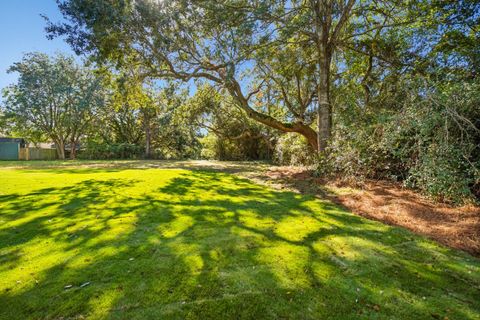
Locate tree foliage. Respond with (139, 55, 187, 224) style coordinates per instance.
(2, 52, 104, 159)
(47, 0, 418, 151)
(0, 1, 477, 202)
(178, 84, 274, 160)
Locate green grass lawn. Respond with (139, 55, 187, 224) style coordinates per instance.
(0, 161, 479, 319)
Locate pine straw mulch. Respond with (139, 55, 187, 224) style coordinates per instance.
(252, 166, 480, 257)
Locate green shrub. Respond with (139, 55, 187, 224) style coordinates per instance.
(274, 133, 316, 166)
(405, 143, 476, 202)
(200, 132, 273, 161)
(79, 142, 144, 159)
(383, 81, 480, 203)
(319, 79, 480, 204)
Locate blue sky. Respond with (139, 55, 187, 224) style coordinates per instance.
(0, 1, 251, 97)
(0, 0, 73, 90)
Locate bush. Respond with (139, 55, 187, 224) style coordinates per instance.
(405, 143, 476, 202)
(320, 124, 401, 180)
(274, 133, 316, 166)
(79, 142, 144, 159)
(384, 81, 480, 203)
(199, 134, 218, 160)
(200, 132, 273, 161)
(319, 79, 480, 204)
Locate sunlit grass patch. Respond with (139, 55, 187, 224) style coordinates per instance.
(0, 163, 479, 319)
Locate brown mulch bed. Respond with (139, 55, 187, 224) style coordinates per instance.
(257, 166, 480, 257)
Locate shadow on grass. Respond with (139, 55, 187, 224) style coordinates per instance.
(0, 169, 479, 319)
(0, 159, 271, 175)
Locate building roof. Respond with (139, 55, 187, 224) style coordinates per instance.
(0, 137, 25, 143)
(0, 137, 27, 147)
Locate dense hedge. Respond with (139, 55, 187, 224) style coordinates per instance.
(274, 80, 480, 204)
(79, 142, 144, 159)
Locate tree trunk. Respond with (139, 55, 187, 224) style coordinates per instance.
(317, 53, 332, 153)
(70, 139, 76, 160)
(243, 106, 319, 151)
(226, 81, 319, 151)
(313, 0, 333, 153)
(145, 123, 151, 159)
(56, 140, 65, 159)
(298, 124, 319, 151)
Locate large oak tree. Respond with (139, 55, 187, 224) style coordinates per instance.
(45, 0, 438, 151)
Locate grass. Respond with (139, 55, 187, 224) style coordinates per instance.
(0, 161, 479, 319)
